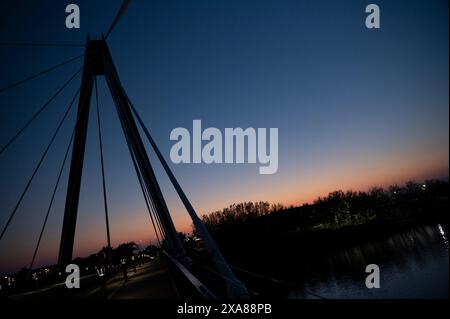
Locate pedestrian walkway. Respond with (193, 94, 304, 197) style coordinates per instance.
(109, 256, 180, 299)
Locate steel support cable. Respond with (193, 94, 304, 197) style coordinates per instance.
(0, 54, 84, 95)
(136, 158, 166, 238)
(127, 92, 251, 298)
(28, 127, 76, 273)
(109, 75, 184, 255)
(0, 87, 80, 241)
(0, 66, 83, 156)
(105, 57, 183, 250)
(145, 182, 167, 243)
(104, 0, 133, 39)
(124, 96, 191, 247)
(200, 264, 249, 290)
(101, 60, 166, 244)
(228, 264, 327, 299)
(133, 143, 167, 242)
(122, 97, 166, 245)
(132, 151, 165, 244)
(207, 259, 328, 299)
(131, 150, 162, 246)
(117, 104, 165, 243)
(142, 176, 164, 245)
(142, 163, 167, 243)
(124, 112, 165, 245)
(126, 135, 168, 242)
(114, 86, 165, 245)
(94, 77, 113, 263)
(0, 42, 84, 48)
(102, 56, 179, 251)
(130, 125, 167, 243)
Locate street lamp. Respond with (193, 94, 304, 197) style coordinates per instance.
(96, 266, 107, 298)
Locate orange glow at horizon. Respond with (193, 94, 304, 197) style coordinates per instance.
(68, 150, 448, 262)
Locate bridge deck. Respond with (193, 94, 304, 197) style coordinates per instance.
(9, 256, 180, 299)
(108, 256, 180, 299)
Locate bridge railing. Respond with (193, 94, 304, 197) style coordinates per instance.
(161, 250, 217, 300)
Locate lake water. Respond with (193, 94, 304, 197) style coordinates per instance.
(290, 223, 449, 299)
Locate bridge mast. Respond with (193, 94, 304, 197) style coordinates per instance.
(58, 37, 96, 268)
(57, 37, 248, 298)
(99, 38, 184, 254)
(58, 38, 183, 269)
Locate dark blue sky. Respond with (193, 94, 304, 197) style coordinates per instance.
(0, 0, 448, 273)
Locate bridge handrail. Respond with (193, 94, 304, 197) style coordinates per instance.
(162, 250, 217, 300)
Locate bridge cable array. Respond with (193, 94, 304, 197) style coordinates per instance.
(0, 66, 83, 156)
(104, 0, 133, 40)
(0, 42, 85, 48)
(0, 48, 90, 269)
(0, 54, 84, 95)
(28, 126, 76, 274)
(0, 0, 167, 274)
(102, 0, 169, 248)
(94, 77, 113, 263)
(100, 56, 165, 246)
(130, 147, 163, 246)
(0, 85, 81, 241)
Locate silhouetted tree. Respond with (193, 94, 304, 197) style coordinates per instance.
(200, 180, 448, 237)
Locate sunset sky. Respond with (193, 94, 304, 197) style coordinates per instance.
(0, 0, 448, 273)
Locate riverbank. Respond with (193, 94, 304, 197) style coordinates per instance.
(218, 212, 448, 298)
(214, 210, 448, 297)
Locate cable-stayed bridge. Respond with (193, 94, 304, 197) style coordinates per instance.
(0, 1, 251, 299)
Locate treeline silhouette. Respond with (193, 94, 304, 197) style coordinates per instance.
(199, 180, 448, 255)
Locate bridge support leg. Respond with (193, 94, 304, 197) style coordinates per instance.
(58, 39, 96, 268)
(58, 38, 184, 268)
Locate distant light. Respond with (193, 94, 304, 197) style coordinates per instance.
(438, 224, 449, 248)
(438, 224, 445, 236)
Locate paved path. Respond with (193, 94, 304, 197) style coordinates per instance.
(109, 256, 180, 299)
(9, 256, 179, 299)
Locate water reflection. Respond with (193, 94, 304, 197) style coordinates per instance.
(438, 224, 449, 248)
(291, 223, 449, 299)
